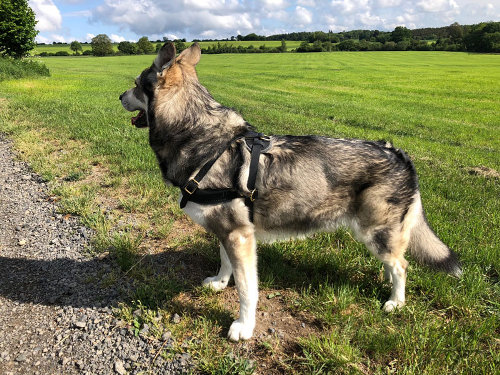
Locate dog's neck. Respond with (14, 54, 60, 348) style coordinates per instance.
(149, 82, 250, 186)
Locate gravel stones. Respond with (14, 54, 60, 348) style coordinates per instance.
(0, 136, 193, 374)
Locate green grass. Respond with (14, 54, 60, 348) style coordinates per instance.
(0, 51, 499, 374)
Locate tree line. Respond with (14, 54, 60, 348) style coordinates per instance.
(71, 22, 500, 56)
(37, 35, 182, 57)
(241, 22, 499, 53)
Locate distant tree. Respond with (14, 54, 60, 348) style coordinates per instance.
(330, 35, 340, 43)
(242, 33, 265, 41)
(137, 36, 154, 54)
(70, 41, 82, 55)
(91, 34, 113, 56)
(118, 41, 138, 55)
(312, 39, 324, 51)
(155, 42, 162, 52)
(174, 39, 186, 53)
(296, 41, 310, 52)
(0, 0, 38, 58)
(279, 39, 287, 52)
(322, 41, 333, 52)
(448, 22, 464, 42)
(391, 26, 412, 43)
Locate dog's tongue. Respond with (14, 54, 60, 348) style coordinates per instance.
(131, 110, 144, 125)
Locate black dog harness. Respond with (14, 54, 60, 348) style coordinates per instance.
(179, 131, 271, 222)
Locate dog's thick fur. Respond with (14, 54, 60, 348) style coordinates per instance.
(120, 43, 462, 341)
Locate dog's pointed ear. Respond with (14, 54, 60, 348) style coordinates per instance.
(176, 42, 201, 66)
(154, 42, 176, 71)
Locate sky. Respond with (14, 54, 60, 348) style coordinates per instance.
(29, 0, 499, 44)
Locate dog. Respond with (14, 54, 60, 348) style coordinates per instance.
(120, 42, 462, 341)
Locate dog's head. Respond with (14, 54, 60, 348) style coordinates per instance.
(119, 42, 201, 128)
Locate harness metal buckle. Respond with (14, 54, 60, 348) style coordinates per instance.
(249, 189, 258, 202)
(184, 178, 200, 195)
(259, 135, 271, 141)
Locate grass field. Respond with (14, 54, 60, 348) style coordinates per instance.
(32, 40, 304, 55)
(0, 51, 499, 374)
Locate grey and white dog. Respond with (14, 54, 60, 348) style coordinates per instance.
(120, 42, 461, 341)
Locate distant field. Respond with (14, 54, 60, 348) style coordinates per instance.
(32, 40, 303, 55)
(1, 52, 498, 374)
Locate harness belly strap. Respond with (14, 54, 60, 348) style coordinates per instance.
(179, 131, 270, 222)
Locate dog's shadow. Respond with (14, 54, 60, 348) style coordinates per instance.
(0, 236, 389, 325)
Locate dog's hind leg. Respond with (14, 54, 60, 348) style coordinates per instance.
(381, 256, 408, 312)
(203, 243, 233, 291)
(222, 227, 258, 341)
(360, 225, 410, 312)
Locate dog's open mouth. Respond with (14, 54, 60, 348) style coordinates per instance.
(131, 110, 148, 128)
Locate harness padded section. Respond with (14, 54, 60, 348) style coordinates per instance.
(178, 131, 271, 223)
(244, 133, 271, 222)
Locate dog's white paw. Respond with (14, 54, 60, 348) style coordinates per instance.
(227, 319, 254, 342)
(383, 300, 404, 312)
(202, 276, 229, 291)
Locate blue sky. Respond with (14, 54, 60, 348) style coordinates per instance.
(29, 0, 499, 44)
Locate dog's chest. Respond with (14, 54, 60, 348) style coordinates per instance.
(180, 199, 209, 228)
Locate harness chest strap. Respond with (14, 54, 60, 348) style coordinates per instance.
(179, 132, 270, 222)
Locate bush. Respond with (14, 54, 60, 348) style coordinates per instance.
(382, 41, 397, 51)
(338, 40, 358, 51)
(55, 50, 69, 56)
(118, 41, 137, 55)
(0, 57, 50, 81)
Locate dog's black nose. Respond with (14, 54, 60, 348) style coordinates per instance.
(119, 93, 123, 100)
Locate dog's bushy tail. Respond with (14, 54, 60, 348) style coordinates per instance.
(407, 196, 462, 277)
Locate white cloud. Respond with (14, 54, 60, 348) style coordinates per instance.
(298, 0, 316, 6)
(91, 0, 256, 39)
(110, 34, 126, 42)
(35, 35, 50, 43)
(85, 33, 95, 42)
(417, 0, 459, 13)
(183, 0, 240, 11)
(376, 0, 402, 7)
(50, 34, 67, 43)
(331, 0, 370, 14)
(264, 10, 289, 21)
(295, 6, 313, 24)
(29, 0, 62, 32)
(358, 11, 384, 27)
(259, 0, 288, 9)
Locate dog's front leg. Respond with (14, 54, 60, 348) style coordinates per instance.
(203, 243, 233, 291)
(223, 227, 258, 341)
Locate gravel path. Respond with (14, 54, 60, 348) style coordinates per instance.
(0, 136, 191, 374)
